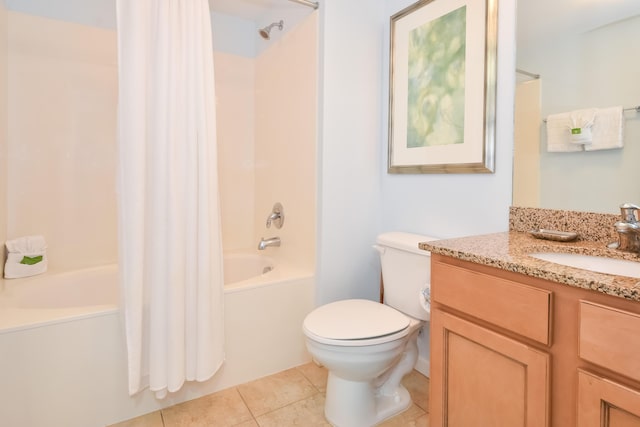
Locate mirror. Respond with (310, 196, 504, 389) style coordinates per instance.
(514, 0, 640, 214)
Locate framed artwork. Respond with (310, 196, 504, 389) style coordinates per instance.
(388, 0, 498, 173)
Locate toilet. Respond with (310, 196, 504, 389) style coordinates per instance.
(303, 232, 435, 427)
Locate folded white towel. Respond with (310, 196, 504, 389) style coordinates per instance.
(4, 253, 48, 279)
(5, 235, 47, 255)
(569, 108, 596, 145)
(584, 106, 624, 151)
(546, 112, 583, 152)
(4, 235, 48, 279)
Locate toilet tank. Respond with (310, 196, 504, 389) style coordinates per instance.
(375, 232, 438, 321)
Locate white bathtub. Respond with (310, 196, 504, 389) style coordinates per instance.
(0, 254, 314, 427)
(224, 252, 275, 288)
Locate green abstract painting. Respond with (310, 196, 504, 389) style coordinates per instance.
(406, 6, 466, 148)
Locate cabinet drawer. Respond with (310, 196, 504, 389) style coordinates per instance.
(432, 260, 552, 345)
(579, 301, 640, 382)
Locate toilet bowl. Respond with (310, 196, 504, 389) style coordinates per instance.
(303, 232, 435, 427)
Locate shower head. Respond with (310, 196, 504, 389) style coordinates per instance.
(259, 20, 284, 40)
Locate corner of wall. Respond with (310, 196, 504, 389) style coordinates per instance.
(0, 1, 8, 279)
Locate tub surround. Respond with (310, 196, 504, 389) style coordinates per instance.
(420, 207, 640, 301)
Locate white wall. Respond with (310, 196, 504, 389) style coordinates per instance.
(316, 0, 386, 304)
(380, 0, 515, 239)
(211, 12, 257, 58)
(5, 0, 116, 29)
(317, 0, 516, 304)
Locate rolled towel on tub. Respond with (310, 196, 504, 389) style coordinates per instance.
(4, 235, 48, 279)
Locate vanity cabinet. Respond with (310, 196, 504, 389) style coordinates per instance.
(430, 254, 640, 427)
(430, 255, 551, 427)
(577, 301, 640, 426)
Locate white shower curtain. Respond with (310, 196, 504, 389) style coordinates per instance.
(116, 0, 225, 398)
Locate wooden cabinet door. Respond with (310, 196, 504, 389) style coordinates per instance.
(430, 309, 550, 427)
(578, 370, 640, 427)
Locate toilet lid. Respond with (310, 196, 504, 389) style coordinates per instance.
(303, 299, 410, 341)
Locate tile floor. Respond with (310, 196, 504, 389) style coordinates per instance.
(110, 362, 430, 427)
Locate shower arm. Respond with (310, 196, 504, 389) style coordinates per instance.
(288, 0, 319, 9)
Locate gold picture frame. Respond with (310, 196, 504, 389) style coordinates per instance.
(388, 0, 498, 174)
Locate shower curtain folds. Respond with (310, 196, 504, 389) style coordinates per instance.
(116, 0, 225, 398)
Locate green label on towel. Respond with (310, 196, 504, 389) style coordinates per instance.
(20, 255, 43, 265)
(571, 128, 582, 135)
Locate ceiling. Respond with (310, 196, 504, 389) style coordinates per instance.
(210, 0, 640, 29)
(209, 0, 288, 22)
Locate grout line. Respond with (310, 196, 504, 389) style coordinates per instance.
(295, 368, 319, 392)
(252, 390, 324, 423)
(234, 386, 260, 424)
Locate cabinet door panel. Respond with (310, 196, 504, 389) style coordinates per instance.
(578, 370, 640, 427)
(431, 309, 550, 427)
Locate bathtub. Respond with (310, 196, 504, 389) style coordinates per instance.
(0, 253, 314, 427)
(224, 252, 275, 289)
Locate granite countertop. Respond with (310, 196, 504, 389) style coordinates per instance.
(420, 231, 640, 302)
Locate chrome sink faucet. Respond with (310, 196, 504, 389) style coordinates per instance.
(258, 236, 281, 250)
(613, 203, 640, 253)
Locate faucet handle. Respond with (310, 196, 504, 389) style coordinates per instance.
(619, 203, 640, 223)
(266, 202, 284, 229)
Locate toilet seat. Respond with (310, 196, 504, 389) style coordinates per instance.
(303, 299, 411, 347)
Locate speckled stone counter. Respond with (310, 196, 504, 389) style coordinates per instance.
(419, 207, 640, 302)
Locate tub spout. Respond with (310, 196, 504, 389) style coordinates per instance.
(258, 236, 281, 250)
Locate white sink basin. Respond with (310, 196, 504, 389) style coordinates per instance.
(529, 252, 640, 278)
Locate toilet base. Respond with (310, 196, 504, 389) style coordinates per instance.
(323, 328, 420, 427)
(324, 373, 411, 427)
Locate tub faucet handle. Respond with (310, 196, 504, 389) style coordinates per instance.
(266, 202, 284, 229)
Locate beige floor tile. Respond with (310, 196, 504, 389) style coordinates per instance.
(296, 362, 328, 392)
(232, 420, 259, 427)
(414, 413, 430, 427)
(237, 368, 317, 417)
(378, 403, 427, 427)
(107, 411, 164, 427)
(254, 393, 330, 427)
(162, 387, 254, 427)
(403, 370, 430, 412)
(107, 367, 430, 427)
